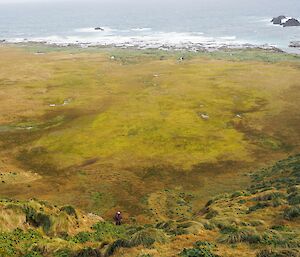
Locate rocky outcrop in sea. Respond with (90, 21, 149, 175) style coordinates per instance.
(283, 18, 300, 27)
(271, 15, 286, 25)
(289, 41, 300, 48)
(271, 16, 300, 27)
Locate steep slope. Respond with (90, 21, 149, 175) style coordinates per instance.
(1, 154, 299, 257)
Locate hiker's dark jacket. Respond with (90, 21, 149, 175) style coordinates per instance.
(114, 213, 122, 225)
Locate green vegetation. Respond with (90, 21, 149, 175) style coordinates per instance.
(0, 45, 300, 256)
(0, 154, 299, 256)
(180, 241, 219, 257)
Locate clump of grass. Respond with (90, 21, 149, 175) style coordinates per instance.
(205, 210, 218, 219)
(23, 252, 44, 257)
(205, 199, 214, 207)
(283, 205, 300, 220)
(155, 220, 195, 235)
(194, 241, 216, 249)
(103, 227, 168, 256)
(180, 248, 218, 257)
(73, 247, 100, 257)
(253, 192, 285, 202)
(287, 192, 300, 205)
(60, 206, 77, 217)
(218, 224, 239, 234)
(23, 206, 51, 233)
(256, 248, 298, 257)
(270, 225, 290, 231)
(249, 220, 265, 227)
(231, 191, 250, 198)
(247, 202, 270, 213)
(179, 240, 219, 257)
(130, 228, 168, 247)
(54, 248, 72, 257)
(104, 239, 131, 257)
(219, 228, 261, 244)
(262, 230, 300, 248)
(203, 222, 215, 230)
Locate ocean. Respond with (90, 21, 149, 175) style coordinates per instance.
(0, 0, 299, 52)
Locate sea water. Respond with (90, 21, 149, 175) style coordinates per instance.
(0, 0, 299, 52)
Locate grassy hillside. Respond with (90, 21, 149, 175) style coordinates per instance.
(0, 154, 299, 257)
(0, 44, 300, 222)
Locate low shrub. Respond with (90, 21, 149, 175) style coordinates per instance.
(72, 232, 92, 244)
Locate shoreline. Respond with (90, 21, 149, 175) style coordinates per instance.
(1, 40, 300, 56)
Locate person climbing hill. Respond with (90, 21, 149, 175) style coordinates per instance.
(114, 211, 122, 225)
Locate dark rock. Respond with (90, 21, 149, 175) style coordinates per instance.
(289, 41, 300, 48)
(271, 15, 286, 24)
(283, 18, 300, 27)
(94, 27, 104, 31)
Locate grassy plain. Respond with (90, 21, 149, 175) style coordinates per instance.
(0, 44, 299, 224)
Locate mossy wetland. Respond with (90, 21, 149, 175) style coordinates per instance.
(0, 44, 299, 256)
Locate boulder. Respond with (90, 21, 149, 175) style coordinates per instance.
(283, 18, 300, 27)
(271, 15, 286, 24)
(289, 41, 300, 48)
(94, 27, 104, 31)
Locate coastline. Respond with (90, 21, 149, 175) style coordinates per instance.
(1, 41, 300, 57)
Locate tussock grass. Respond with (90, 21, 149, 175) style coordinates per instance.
(179, 240, 219, 257)
(283, 206, 300, 220)
(257, 248, 299, 257)
(218, 228, 262, 244)
(130, 228, 168, 247)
